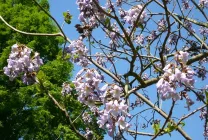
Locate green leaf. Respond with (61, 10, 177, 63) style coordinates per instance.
(136, 22, 144, 29)
(152, 123, 160, 134)
(63, 12, 67, 17)
(104, 18, 111, 29)
(90, 41, 95, 45)
(37, 70, 47, 81)
(74, 54, 79, 59)
(64, 54, 71, 60)
(63, 12, 72, 24)
(136, 46, 141, 51)
(179, 122, 185, 128)
(205, 90, 208, 103)
(163, 122, 178, 136)
(0, 121, 3, 128)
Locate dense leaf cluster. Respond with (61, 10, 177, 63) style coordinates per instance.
(0, 0, 104, 139)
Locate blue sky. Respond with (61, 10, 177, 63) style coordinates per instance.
(49, 0, 206, 139)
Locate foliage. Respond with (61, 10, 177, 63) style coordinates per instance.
(0, 0, 104, 139)
(0, 0, 62, 61)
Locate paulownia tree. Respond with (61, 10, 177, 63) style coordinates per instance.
(1, 0, 208, 139)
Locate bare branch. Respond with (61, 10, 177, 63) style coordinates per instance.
(134, 92, 191, 140)
(0, 16, 62, 37)
(48, 93, 87, 140)
(177, 104, 207, 125)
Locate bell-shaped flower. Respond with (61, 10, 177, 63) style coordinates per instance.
(117, 116, 131, 130)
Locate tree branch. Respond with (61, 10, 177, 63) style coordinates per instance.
(0, 16, 62, 37)
(48, 93, 87, 140)
(32, 0, 70, 41)
(177, 104, 207, 125)
(134, 92, 191, 140)
(128, 130, 155, 136)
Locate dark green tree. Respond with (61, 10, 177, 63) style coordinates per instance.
(0, 0, 104, 139)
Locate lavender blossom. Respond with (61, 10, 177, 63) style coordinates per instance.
(157, 18, 166, 32)
(97, 99, 130, 137)
(72, 68, 103, 107)
(82, 112, 92, 123)
(199, 27, 208, 37)
(199, 0, 208, 8)
(61, 82, 72, 96)
(156, 51, 195, 103)
(175, 51, 189, 64)
(123, 5, 146, 26)
(184, 21, 195, 34)
(199, 108, 207, 120)
(3, 44, 43, 85)
(182, 0, 191, 10)
(65, 39, 89, 67)
(168, 34, 178, 45)
(147, 31, 157, 42)
(106, 23, 120, 49)
(135, 34, 145, 45)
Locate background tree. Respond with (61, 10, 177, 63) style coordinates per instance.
(0, 0, 103, 139)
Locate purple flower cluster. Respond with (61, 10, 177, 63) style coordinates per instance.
(96, 84, 131, 136)
(157, 18, 166, 32)
(195, 66, 207, 80)
(168, 34, 178, 45)
(95, 53, 106, 67)
(3, 44, 43, 85)
(122, 5, 146, 26)
(76, 0, 96, 20)
(199, 108, 207, 120)
(65, 39, 89, 67)
(135, 34, 145, 45)
(182, 0, 191, 10)
(72, 67, 130, 136)
(72, 68, 103, 106)
(76, 0, 104, 30)
(116, 0, 122, 6)
(106, 23, 120, 48)
(97, 100, 131, 136)
(175, 51, 189, 64)
(204, 126, 208, 138)
(156, 51, 195, 101)
(147, 31, 157, 42)
(199, 0, 208, 8)
(184, 21, 195, 34)
(61, 82, 72, 96)
(183, 92, 194, 110)
(82, 112, 92, 123)
(199, 27, 208, 37)
(85, 128, 93, 140)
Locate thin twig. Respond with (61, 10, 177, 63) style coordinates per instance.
(177, 104, 207, 125)
(151, 100, 175, 140)
(72, 107, 87, 123)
